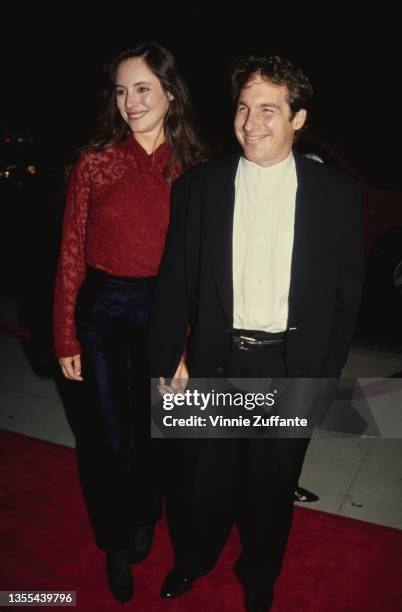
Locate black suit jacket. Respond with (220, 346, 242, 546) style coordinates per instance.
(149, 151, 364, 379)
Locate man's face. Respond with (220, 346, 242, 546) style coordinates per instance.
(234, 74, 306, 167)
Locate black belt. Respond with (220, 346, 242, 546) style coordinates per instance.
(231, 329, 286, 351)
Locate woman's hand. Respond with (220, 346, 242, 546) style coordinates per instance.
(58, 354, 83, 381)
(158, 358, 189, 397)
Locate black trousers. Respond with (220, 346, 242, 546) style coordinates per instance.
(75, 267, 165, 550)
(166, 343, 310, 588)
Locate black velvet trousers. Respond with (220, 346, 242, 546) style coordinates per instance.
(74, 267, 165, 551)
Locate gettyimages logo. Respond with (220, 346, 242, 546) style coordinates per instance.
(161, 388, 277, 411)
(151, 377, 402, 439)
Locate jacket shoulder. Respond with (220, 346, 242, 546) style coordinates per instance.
(297, 153, 361, 193)
(296, 153, 362, 222)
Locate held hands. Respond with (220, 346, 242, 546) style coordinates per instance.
(58, 354, 83, 381)
(158, 358, 189, 397)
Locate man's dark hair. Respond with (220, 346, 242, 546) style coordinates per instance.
(230, 55, 313, 118)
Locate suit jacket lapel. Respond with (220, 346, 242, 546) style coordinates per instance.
(287, 152, 318, 328)
(208, 153, 240, 327)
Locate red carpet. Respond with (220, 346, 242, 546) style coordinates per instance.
(1, 429, 401, 611)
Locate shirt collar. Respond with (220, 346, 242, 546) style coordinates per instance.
(239, 151, 294, 184)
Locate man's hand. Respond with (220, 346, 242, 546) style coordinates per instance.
(158, 358, 189, 397)
(58, 354, 83, 381)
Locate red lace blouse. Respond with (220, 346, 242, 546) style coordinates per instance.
(53, 134, 176, 358)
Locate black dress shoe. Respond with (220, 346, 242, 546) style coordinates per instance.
(160, 569, 194, 599)
(244, 587, 274, 611)
(294, 486, 319, 502)
(130, 524, 155, 564)
(106, 549, 134, 604)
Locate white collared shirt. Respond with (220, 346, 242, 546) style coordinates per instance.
(232, 152, 297, 332)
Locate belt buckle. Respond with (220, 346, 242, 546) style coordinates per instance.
(240, 335, 258, 343)
(238, 335, 258, 351)
(233, 335, 249, 351)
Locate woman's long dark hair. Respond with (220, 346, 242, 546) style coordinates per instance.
(87, 42, 209, 177)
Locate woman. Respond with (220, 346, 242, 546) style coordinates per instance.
(53, 41, 208, 603)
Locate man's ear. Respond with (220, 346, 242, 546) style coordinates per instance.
(292, 108, 307, 131)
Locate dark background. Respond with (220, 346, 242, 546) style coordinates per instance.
(1, 7, 401, 369)
(1, 6, 402, 187)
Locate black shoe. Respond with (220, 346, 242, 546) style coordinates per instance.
(106, 549, 134, 604)
(160, 569, 194, 599)
(294, 486, 319, 502)
(130, 524, 155, 564)
(244, 587, 274, 611)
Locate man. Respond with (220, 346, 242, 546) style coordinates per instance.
(149, 55, 363, 611)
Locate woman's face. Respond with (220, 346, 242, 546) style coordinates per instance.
(115, 57, 173, 151)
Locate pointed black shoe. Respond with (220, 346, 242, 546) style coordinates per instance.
(160, 569, 194, 599)
(130, 524, 155, 564)
(106, 549, 134, 604)
(294, 486, 319, 503)
(244, 587, 274, 611)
